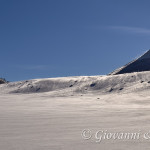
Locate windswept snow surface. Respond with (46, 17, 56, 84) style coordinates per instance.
(1, 72, 150, 149)
(2, 71, 150, 95)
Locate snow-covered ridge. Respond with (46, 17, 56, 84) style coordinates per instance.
(1, 71, 150, 95)
(138, 49, 150, 60)
(110, 49, 150, 75)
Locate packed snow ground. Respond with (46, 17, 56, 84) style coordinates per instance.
(1, 72, 150, 149)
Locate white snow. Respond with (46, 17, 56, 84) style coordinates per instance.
(0, 72, 150, 149)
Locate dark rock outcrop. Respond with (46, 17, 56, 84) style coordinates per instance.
(0, 78, 7, 84)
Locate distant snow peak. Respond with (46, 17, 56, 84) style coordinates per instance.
(138, 49, 150, 60)
(109, 49, 150, 75)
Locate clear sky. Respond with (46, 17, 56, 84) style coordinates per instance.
(1, 0, 150, 81)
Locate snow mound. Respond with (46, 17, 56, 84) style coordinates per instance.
(1, 71, 150, 95)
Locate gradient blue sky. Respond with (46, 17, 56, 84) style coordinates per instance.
(1, 0, 150, 81)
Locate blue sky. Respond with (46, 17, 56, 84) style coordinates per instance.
(1, 0, 150, 81)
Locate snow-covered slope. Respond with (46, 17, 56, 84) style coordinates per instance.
(1, 72, 150, 150)
(1, 71, 150, 95)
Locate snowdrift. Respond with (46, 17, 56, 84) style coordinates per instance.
(1, 71, 150, 95)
